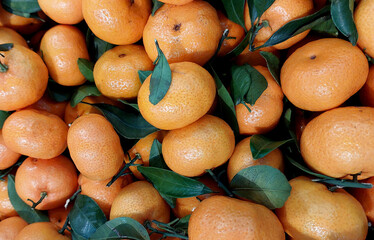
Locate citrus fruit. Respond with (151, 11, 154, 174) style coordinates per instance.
(0, 129, 21, 170)
(0, 27, 28, 48)
(38, 0, 83, 24)
(24, 93, 67, 119)
(217, 11, 245, 56)
(354, 0, 374, 58)
(351, 177, 374, 223)
(0, 176, 17, 220)
(360, 65, 374, 107)
(15, 222, 70, 240)
(158, 0, 193, 4)
(48, 205, 72, 235)
(235, 45, 279, 66)
(0, 216, 28, 240)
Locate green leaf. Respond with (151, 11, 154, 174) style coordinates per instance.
(70, 85, 101, 107)
(0, 43, 13, 51)
(47, 79, 75, 102)
(89, 103, 158, 139)
(331, 0, 358, 45)
(250, 135, 292, 159)
(247, 0, 275, 26)
(69, 194, 107, 239)
(230, 65, 250, 105)
(159, 192, 176, 209)
(90, 217, 150, 240)
(311, 18, 339, 37)
(7, 175, 49, 223)
(0, 156, 25, 180)
(260, 51, 280, 84)
(77, 59, 95, 82)
(226, 30, 251, 58)
(221, 0, 246, 29)
(71, 231, 87, 240)
(285, 155, 335, 179)
(312, 179, 373, 189)
(149, 40, 172, 105)
(149, 139, 168, 169)
(0, 111, 11, 129)
(86, 29, 115, 62)
(230, 165, 291, 209)
(2, 0, 41, 14)
(152, 0, 164, 16)
(138, 70, 152, 84)
(137, 166, 213, 199)
(173, 215, 190, 231)
(118, 99, 139, 111)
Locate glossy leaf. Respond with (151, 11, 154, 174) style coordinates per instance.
(152, 0, 164, 16)
(247, 0, 275, 26)
(118, 99, 139, 111)
(313, 179, 373, 189)
(149, 40, 172, 105)
(2, 0, 41, 13)
(69, 194, 107, 239)
(159, 192, 176, 209)
(173, 215, 190, 231)
(331, 0, 358, 45)
(89, 103, 158, 139)
(0, 43, 13, 51)
(7, 175, 49, 223)
(137, 166, 213, 198)
(230, 65, 250, 105)
(311, 18, 339, 37)
(90, 217, 150, 240)
(77, 58, 95, 82)
(221, 0, 246, 29)
(260, 51, 280, 84)
(47, 79, 75, 102)
(138, 70, 152, 84)
(250, 135, 292, 159)
(70, 85, 101, 107)
(285, 155, 335, 179)
(86, 29, 115, 61)
(149, 139, 168, 169)
(0, 111, 11, 129)
(230, 165, 291, 209)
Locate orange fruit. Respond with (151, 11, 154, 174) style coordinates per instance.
(0, 44, 48, 111)
(286, 33, 321, 57)
(24, 93, 68, 119)
(78, 174, 132, 217)
(355, 0, 374, 58)
(158, 0, 193, 5)
(0, 176, 17, 220)
(281, 38, 369, 111)
(29, 30, 46, 52)
(143, 1, 222, 65)
(125, 130, 167, 180)
(236, 66, 284, 135)
(217, 11, 245, 56)
(351, 177, 374, 223)
(244, 0, 314, 49)
(38, 0, 83, 24)
(138, 62, 216, 130)
(300, 106, 374, 180)
(109, 181, 170, 226)
(48, 205, 72, 234)
(188, 196, 285, 240)
(40, 25, 89, 86)
(67, 114, 124, 181)
(0, 216, 28, 240)
(0, 130, 21, 170)
(162, 115, 235, 177)
(314, 0, 327, 10)
(234, 45, 279, 66)
(82, 0, 151, 45)
(2, 109, 68, 159)
(276, 176, 368, 240)
(0, 27, 28, 48)
(360, 65, 374, 107)
(227, 136, 284, 182)
(173, 176, 224, 218)
(15, 155, 78, 210)
(94, 45, 154, 99)
(15, 222, 70, 240)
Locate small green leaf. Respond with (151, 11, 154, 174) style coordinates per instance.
(0, 43, 13, 51)
(331, 0, 358, 45)
(2, 0, 41, 14)
(86, 29, 115, 62)
(0, 111, 11, 129)
(138, 70, 152, 84)
(149, 40, 172, 105)
(149, 139, 168, 169)
(137, 166, 213, 199)
(230, 165, 291, 209)
(69, 194, 107, 239)
(230, 65, 251, 105)
(285, 155, 335, 179)
(70, 85, 101, 107)
(89, 103, 158, 139)
(250, 135, 292, 159)
(221, 0, 246, 29)
(7, 175, 49, 223)
(260, 51, 280, 84)
(90, 217, 150, 240)
(47, 79, 75, 102)
(118, 99, 139, 111)
(312, 179, 373, 189)
(247, 0, 275, 26)
(311, 18, 339, 37)
(77, 58, 95, 82)
(152, 0, 164, 16)
(173, 215, 190, 231)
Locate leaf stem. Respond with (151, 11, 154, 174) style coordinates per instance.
(206, 169, 234, 197)
(106, 153, 141, 187)
(58, 216, 70, 235)
(249, 22, 265, 52)
(145, 220, 189, 240)
(64, 187, 81, 209)
(27, 191, 47, 209)
(351, 172, 361, 183)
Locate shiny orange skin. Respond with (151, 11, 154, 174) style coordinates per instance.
(0, 27, 28, 48)
(162, 115, 235, 177)
(227, 137, 284, 182)
(38, 0, 83, 24)
(0, 45, 48, 111)
(0, 177, 17, 220)
(281, 38, 369, 111)
(15, 156, 78, 210)
(67, 114, 124, 181)
(276, 176, 368, 240)
(244, 0, 314, 49)
(300, 107, 374, 180)
(78, 174, 132, 217)
(24, 93, 67, 119)
(217, 11, 245, 56)
(143, 1, 222, 65)
(48, 205, 72, 234)
(235, 45, 279, 66)
(159, 0, 193, 4)
(15, 222, 70, 240)
(351, 177, 374, 223)
(138, 62, 216, 130)
(355, 0, 374, 58)
(40, 25, 89, 86)
(82, 0, 151, 45)
(236, 66, 284, 135)
(360, 65, 374, 107)
(0, 216, 28, 240)
(109, 181, 170, 225)
(189, 196, 285, 240)
(125, 130, 167, 180)
(0, 130, 21, 170)
(2, 109, 68, 159)
(94, 45, 154, 99)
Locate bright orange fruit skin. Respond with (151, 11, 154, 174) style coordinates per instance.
(351, 177, 374, 223)
(0, 27, 28, 48)
(355, 0, 374, 58)
(360, 65, 374, 107)
(217, 11, 245, 56)
(0, 130, 21, 170)
(0, 177, 17, 220)
(0, 216, 28, 240)
(38, 0, 83, 24)
(15, 222, 70, 240)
